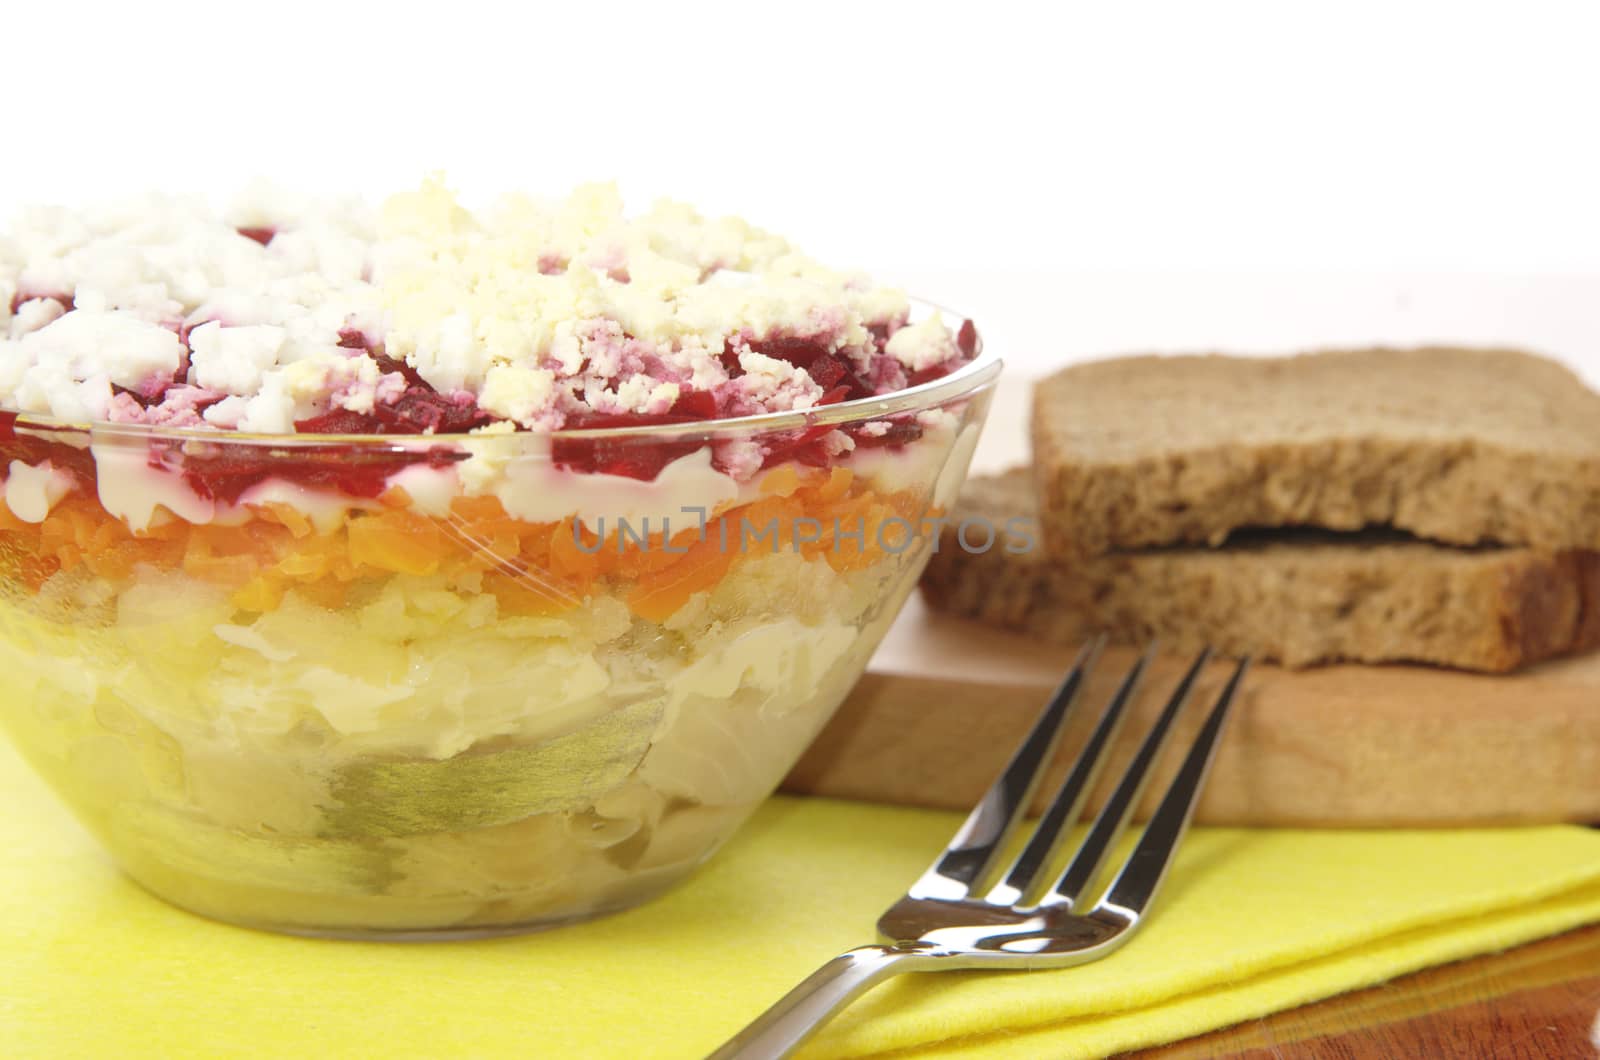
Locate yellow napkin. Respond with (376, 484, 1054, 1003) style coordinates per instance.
(1, 740, 1597, 1060)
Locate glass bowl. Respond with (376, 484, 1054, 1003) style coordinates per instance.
(0, 324, 1000, 938)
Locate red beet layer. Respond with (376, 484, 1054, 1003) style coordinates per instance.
(2, 297, 977, 497)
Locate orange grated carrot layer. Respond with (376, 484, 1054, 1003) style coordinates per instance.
(0, 465, 932, 622)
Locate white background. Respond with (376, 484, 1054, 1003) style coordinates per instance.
(5, 0, 1596, 382)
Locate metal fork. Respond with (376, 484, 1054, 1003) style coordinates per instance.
(710, 642, 1251, 1060)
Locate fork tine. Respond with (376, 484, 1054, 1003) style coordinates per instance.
(990, 642, 1155, 906)
(912, 637, 1103, 899)
(1094, 657, 1250, 924)
(1047, 647, 1212, 910)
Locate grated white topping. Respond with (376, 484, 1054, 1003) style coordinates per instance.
(0, 181, 965, 432)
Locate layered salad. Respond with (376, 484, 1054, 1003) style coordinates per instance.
(0, 181, 991, 934)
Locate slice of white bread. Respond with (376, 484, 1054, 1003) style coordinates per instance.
(921, 470, 1600, 672)
(1030, 347, 1600, 557)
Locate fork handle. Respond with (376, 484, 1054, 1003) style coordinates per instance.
(707, 944, 914, 1059)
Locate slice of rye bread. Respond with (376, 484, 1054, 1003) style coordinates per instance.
(920, 469, 1600, 672)
(1030, 347, 1600, 557)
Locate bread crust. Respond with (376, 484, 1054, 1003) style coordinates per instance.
(922, 470, 1600, 672)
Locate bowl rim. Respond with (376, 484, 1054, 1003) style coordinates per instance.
(1, 304, 1002, 448)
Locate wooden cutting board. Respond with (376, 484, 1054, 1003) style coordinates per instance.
(781, 379, 1599, 824)
(782, 596, 1600, 825)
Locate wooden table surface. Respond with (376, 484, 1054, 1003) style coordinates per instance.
(1122, 921, 1600, 1059)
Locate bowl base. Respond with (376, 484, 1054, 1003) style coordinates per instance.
(198, 904, 643, 942)
(116, 855, 698, 940)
